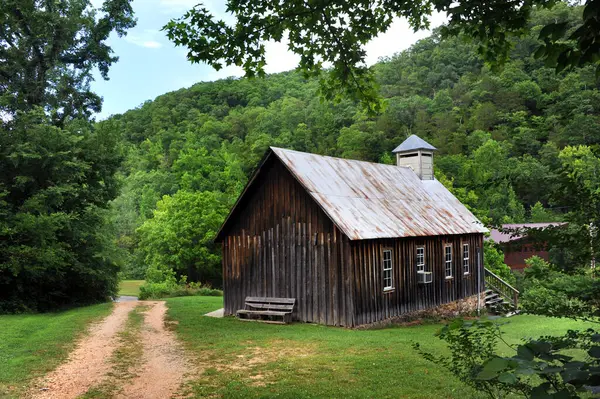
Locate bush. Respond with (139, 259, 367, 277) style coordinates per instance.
(138, 278, 223, 300)
(138, 281, 177, 300)
(520, 256, 600, 318)
(197, 287, 223, 296)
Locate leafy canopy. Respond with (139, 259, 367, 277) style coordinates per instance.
(164, 0, 600, 112)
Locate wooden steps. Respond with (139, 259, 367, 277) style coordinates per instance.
(484, 268, 520, 317)
(484, 289, 519, 316)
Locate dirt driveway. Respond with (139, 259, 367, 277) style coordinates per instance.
(28, 301, 192, 399)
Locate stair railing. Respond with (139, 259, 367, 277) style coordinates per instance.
(484, 268, 519, 309)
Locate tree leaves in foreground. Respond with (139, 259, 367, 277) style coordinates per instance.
(415, 256, 600, 398)
(415, 319, 600, 398)
(164, 0, 600, 111)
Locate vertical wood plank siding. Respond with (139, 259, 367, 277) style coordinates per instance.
(221, 158, 352, 326)
(220, 157, 484, 327)
(350, 234, 484, 326)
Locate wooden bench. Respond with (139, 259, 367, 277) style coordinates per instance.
(236, 297, 296, 324)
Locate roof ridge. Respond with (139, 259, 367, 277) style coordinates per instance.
(270, 146, 413, 170)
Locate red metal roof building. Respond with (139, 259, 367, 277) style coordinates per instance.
(487, 223, 566, 270)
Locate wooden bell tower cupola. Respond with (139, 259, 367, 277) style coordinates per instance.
(392, 135, 437, 180)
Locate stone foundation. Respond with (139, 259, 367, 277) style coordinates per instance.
(355, 292, 486, 329)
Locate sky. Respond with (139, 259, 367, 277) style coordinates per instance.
(91, 0, 446, 120)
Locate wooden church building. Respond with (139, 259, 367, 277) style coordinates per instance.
(215, 135, 488, 327)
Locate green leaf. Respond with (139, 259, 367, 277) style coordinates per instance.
(538, 24, 555, 39)
(534, 45, 546, 59)
(498, 372, 517, 385)
(529, 341, 552, 354)
(539, 366, 562, 375)
(517, 346, 535, 361)
(477, 357, 509, 380)
(561, 368, 589, 382)
(564, 361, 585, 369)
(583, 3, 597, 21)
(530, 383, 553, 399)
(589, 346, 600, 358)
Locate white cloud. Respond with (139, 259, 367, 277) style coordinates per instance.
(124, 29, 164, 49)
(365, 12, 447, 65)
(157, 0, 206, 14)
(263, 40, 301, 74)
(125, 35, 163, 48)
(203, 64, 244, 81)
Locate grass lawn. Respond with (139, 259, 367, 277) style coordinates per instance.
(118, 280, 145, 297)
(0, 303, 112, 398)
(166, 296, 596, 399)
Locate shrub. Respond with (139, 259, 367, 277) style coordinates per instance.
(138, 277, 223, 300)
(197, 287, 223, 296)
(519, 256, 600, 319)
(138, 281, 178, 300)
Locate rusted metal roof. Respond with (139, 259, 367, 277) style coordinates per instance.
(272, 147, 487, 240)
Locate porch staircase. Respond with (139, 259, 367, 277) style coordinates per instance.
(484, 268, 520, 316)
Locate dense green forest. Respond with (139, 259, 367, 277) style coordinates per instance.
(103, 4, 599, 287)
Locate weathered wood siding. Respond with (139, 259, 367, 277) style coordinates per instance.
(221, 157, 354, 326)
(350, 234, 484, 326)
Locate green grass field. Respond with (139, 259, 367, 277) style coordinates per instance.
(166, 296, 595, 399)
(0, 303, 113, 398)
(118, 280, 145, 297)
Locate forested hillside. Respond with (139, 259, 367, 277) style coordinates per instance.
(104, 4, 599, 286)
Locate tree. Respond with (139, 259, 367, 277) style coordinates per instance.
(484, 240, 515, 286)
(0, 110, 124, 311)
(164, 1, 600, 111)
(550, 145, 600, 267)
(0, 0, 135, 125)
(0, 0, 135, 312)
(137, 191, 230, 287)
(529, 201, 558, 222)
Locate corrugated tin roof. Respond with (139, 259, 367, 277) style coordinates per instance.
(272, 147, 487, 240)
(392, 134, 437, 153)
(488, 223, 566, 243)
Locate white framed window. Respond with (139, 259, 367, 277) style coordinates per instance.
(463, 244, 470, 275)
(416, 246, 425, 273)
(445, 245, 453, 279)
(383, 249, 394, 291)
